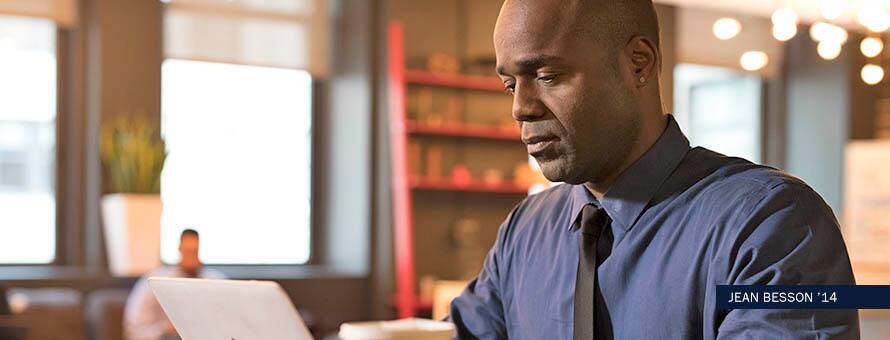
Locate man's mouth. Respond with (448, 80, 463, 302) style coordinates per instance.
(523, 135, 559, 156)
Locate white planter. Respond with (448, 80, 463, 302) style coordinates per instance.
(101, 194, 162, 277)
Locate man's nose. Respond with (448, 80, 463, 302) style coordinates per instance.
(511, 81, 547, 122)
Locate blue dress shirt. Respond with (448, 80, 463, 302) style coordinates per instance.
(449, 115, 859, 339)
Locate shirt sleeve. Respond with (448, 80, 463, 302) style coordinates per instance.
(716, 182, 859, 340)
(448, 209, 515, 340)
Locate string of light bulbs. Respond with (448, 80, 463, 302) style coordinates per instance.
(711, 0, 887, 85)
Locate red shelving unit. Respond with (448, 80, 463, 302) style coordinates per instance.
(406, 121, 521, 141)
(388, 22, 529, 318)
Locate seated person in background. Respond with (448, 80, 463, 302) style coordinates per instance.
(123, 229, 224, 340)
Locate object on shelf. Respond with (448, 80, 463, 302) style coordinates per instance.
(409, 88, 462, 126)
(407, 121, 520, 141)
(408, 141, 422, 177)
(464, 56, 498, 76)
(513, 163, 534, 188)
(427, 52, 460, 74)
(483, 169, 504, 185)
(451, 165, 472, 187)
(404, 70, 505, 92)
(513, 161, 553, 190)
(423, 112, 444, 126)
(412, 88, 434, 120)
(444, 97, 463, 123)
(426, 145, 443, 179)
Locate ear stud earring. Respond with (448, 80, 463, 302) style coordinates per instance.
(639, 76, 646, 83)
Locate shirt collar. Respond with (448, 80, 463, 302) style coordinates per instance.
(569, 115, 690, 231)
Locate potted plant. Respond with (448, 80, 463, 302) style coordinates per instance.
(99, 116, 167, 277)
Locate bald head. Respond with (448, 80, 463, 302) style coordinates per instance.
(493, 0, 668, 192)
(498, 0, 660, 57)
(577, 0, 660, 51)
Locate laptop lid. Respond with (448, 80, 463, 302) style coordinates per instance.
(149, 277, 314, 340)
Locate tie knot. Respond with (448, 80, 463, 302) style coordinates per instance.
(578, 204, 610, 236)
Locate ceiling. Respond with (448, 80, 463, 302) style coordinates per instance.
(654, 0, 875, 26)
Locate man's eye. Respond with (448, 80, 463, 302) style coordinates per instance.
(538, 75, 557, 84)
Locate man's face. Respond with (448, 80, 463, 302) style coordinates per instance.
(494, 1, 641, 185)
(178, 235, 201, 277)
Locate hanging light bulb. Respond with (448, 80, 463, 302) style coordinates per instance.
(862, 64, 885, 85)
(818, 41, 843, 60)
(771, 7, 798, 42)
(859, 3, 890, 33)
(713, 18, 742, 40)
(772, 7, 799, 26)
(773, 23, 798, 42)
(740, 51, 769, 71)
(861, 37, 884, 58)
(821, 0, 845, 21)
(810, 22, 848, 44)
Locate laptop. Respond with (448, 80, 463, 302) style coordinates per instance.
(148, 277, 314, 340)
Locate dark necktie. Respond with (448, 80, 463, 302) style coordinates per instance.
(573, 204, 614, 340)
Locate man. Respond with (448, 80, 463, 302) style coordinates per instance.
(448, 1, 858, 339)
(123, 229, 224, 340)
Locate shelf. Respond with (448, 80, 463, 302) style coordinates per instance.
(410, 177, 529, 194)
(389, 22, 526, 318)
(404, 70, 506, 92)
(406, 121, 521, 141)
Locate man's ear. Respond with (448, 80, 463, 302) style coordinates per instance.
(623, 35, 659, 87)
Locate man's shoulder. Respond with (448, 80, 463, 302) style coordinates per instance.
(687, 148, 815, 203)
(684, 148, 833, 229)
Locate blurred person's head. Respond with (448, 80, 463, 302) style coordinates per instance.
(494, 0, 666, 192)
(178, 229, 201, 277)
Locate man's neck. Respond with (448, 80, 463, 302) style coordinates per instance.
(583, 113, 668, 200)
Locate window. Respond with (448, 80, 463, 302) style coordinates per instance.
(160, 59, 312, 265)
(674, 64, 762, 163)
(0, 15, 57, 264)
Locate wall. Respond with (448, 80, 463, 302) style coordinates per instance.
(784, 28, 879, 215)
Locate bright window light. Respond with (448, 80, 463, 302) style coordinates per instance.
(0, 15, 57, 264)
(160, 59, 312, 264)
(674, 64, 762, 164)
